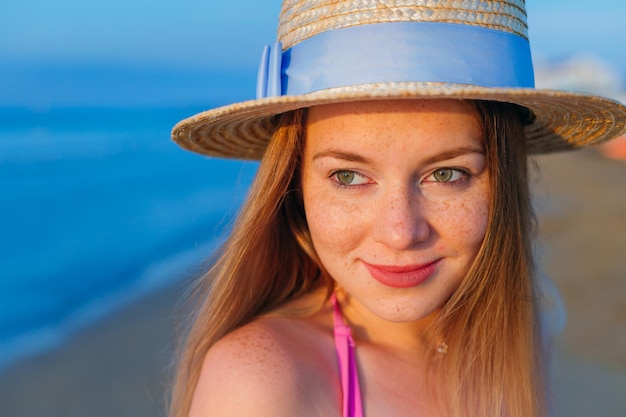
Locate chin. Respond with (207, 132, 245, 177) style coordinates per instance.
(366, 295, 444, 324)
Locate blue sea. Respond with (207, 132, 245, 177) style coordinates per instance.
(0, 106, 258, 371)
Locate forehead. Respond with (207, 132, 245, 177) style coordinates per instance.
(305, 99, 484, 153)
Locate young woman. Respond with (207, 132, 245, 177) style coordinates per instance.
(168, 1, 626, 416)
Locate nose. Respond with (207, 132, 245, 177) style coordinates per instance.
(372, 186, 430, 250)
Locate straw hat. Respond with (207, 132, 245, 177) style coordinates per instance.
(172, 0, 626, 159)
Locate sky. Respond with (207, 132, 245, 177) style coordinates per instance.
(1, 0, 625, 108)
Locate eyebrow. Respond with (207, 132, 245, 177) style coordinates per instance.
(312, 146, 484, 165)
(420, 146, 485, 166)
(312, 149, 373, 164)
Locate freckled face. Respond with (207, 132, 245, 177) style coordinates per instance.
(301, 99, 490, 323)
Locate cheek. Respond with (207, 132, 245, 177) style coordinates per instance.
(303, 185, 367, 257)
(463, 200, 489, 247)
(431, 190, 489, 251)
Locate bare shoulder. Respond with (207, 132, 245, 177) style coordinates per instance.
(189, 310, 338, 417)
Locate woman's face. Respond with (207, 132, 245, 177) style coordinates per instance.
(301, 99, 490, 323)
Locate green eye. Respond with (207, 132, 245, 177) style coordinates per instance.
(336, 170, 355, 185)
(428, 168, 466, 184)
(433, 169, 454, 182)
(332, 170, 370, 187)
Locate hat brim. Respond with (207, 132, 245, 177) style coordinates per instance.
(172, 82, 626, 159)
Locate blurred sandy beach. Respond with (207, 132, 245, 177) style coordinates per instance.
(0, 148, 624, 417)
(534, 148, 626, 417)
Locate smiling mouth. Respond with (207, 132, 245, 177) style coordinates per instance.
(362, 259, 441, 288)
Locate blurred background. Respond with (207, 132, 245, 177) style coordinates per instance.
(1, 1, 625, 416)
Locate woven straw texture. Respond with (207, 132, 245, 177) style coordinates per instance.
(173, 83, 626, 159)
(172, 0, 626, 159)
(279, 0, 528, 49)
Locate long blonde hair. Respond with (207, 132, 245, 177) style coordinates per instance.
(168, 100, 546, 417)
(431, 100, 547, 416)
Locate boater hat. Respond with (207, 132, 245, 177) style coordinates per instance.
(172, 0, 626, 159)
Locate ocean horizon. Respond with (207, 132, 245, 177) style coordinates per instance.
(0, 106, 258, 371)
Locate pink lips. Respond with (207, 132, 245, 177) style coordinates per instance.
(363, 259, 440, 288)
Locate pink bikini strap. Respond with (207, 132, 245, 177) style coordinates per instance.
(331, 294, 364, 417)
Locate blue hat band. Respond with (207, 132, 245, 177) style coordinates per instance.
(257, 21, 535, 99)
